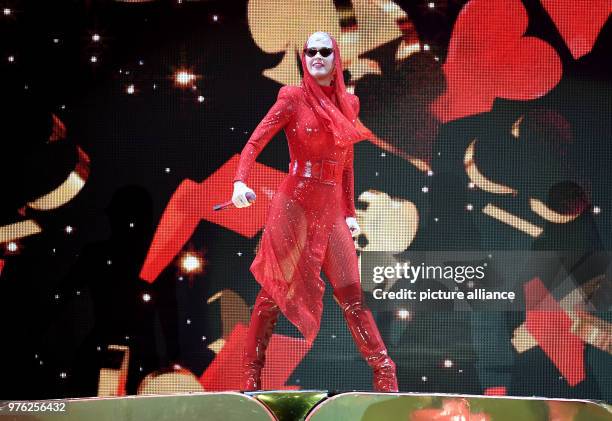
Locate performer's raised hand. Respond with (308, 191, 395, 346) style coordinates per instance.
(232, 181, 256, 208)
(345, 216, 361, 237)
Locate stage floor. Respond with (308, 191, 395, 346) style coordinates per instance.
(2, 391, 611, 421)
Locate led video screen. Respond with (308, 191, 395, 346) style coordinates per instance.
(1, 0, 611, 402)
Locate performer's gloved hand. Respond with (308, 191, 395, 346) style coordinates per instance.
(232, 181, 256, 208)
(346, 216, 361, 237)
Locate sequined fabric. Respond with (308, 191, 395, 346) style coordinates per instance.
(234, 38, 368, 344)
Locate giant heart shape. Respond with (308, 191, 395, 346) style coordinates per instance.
(541, 0, 612, 59)
(431, 0, 562, 123)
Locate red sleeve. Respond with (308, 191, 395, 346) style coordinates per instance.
(233, 86, 296, 183)
(342, 94, 360, 218)
(342, 144, 356, 218)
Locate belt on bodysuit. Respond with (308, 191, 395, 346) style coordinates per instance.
(288, 159, 339, 185)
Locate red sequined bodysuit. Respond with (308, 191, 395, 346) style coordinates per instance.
(235, 34, 397, 392)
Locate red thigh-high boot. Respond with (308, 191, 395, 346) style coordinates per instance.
(322, 218, 398, 392)
(334, 283, 399, 392)
(241, 288, 280, 391)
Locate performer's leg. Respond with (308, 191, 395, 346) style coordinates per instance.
(322, 220, 399, 392)
(241, 288, 280, 391)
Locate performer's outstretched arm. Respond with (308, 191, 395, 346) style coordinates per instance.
(342, 93, 360, 218)
(343, 94, 362, 236)
(140, 86, 296, 283)
(233, 86, 296, 183)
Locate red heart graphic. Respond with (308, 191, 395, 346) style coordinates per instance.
(541, 0, 612, 59)
(431, 0, 562, 123)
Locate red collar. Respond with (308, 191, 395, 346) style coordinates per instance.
(320, 84, 334, 97)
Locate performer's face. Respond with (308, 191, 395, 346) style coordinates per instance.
(305, 32, 335, 83)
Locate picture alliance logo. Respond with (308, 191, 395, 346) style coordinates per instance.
(371, 262, 486, 285)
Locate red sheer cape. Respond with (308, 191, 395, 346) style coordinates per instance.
(234, 33, 371, 344)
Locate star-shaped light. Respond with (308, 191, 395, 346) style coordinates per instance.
(174, 70, 196, 87)
(397, 309, 412, 320)
(179, 251, 205, 275)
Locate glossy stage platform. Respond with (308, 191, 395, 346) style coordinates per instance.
(2, 391, 611, 421)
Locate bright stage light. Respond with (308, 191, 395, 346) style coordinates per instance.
(175, 70, 196, 87)
(180, 252, 204, 274)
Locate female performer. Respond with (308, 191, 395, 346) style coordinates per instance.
(232, 31, 398, 392)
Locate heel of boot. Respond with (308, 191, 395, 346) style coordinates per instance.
(241, 364, 262, 391)
(372, 355, 398, 392)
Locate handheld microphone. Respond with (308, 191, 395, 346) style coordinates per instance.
(213, 191, 256, 211)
